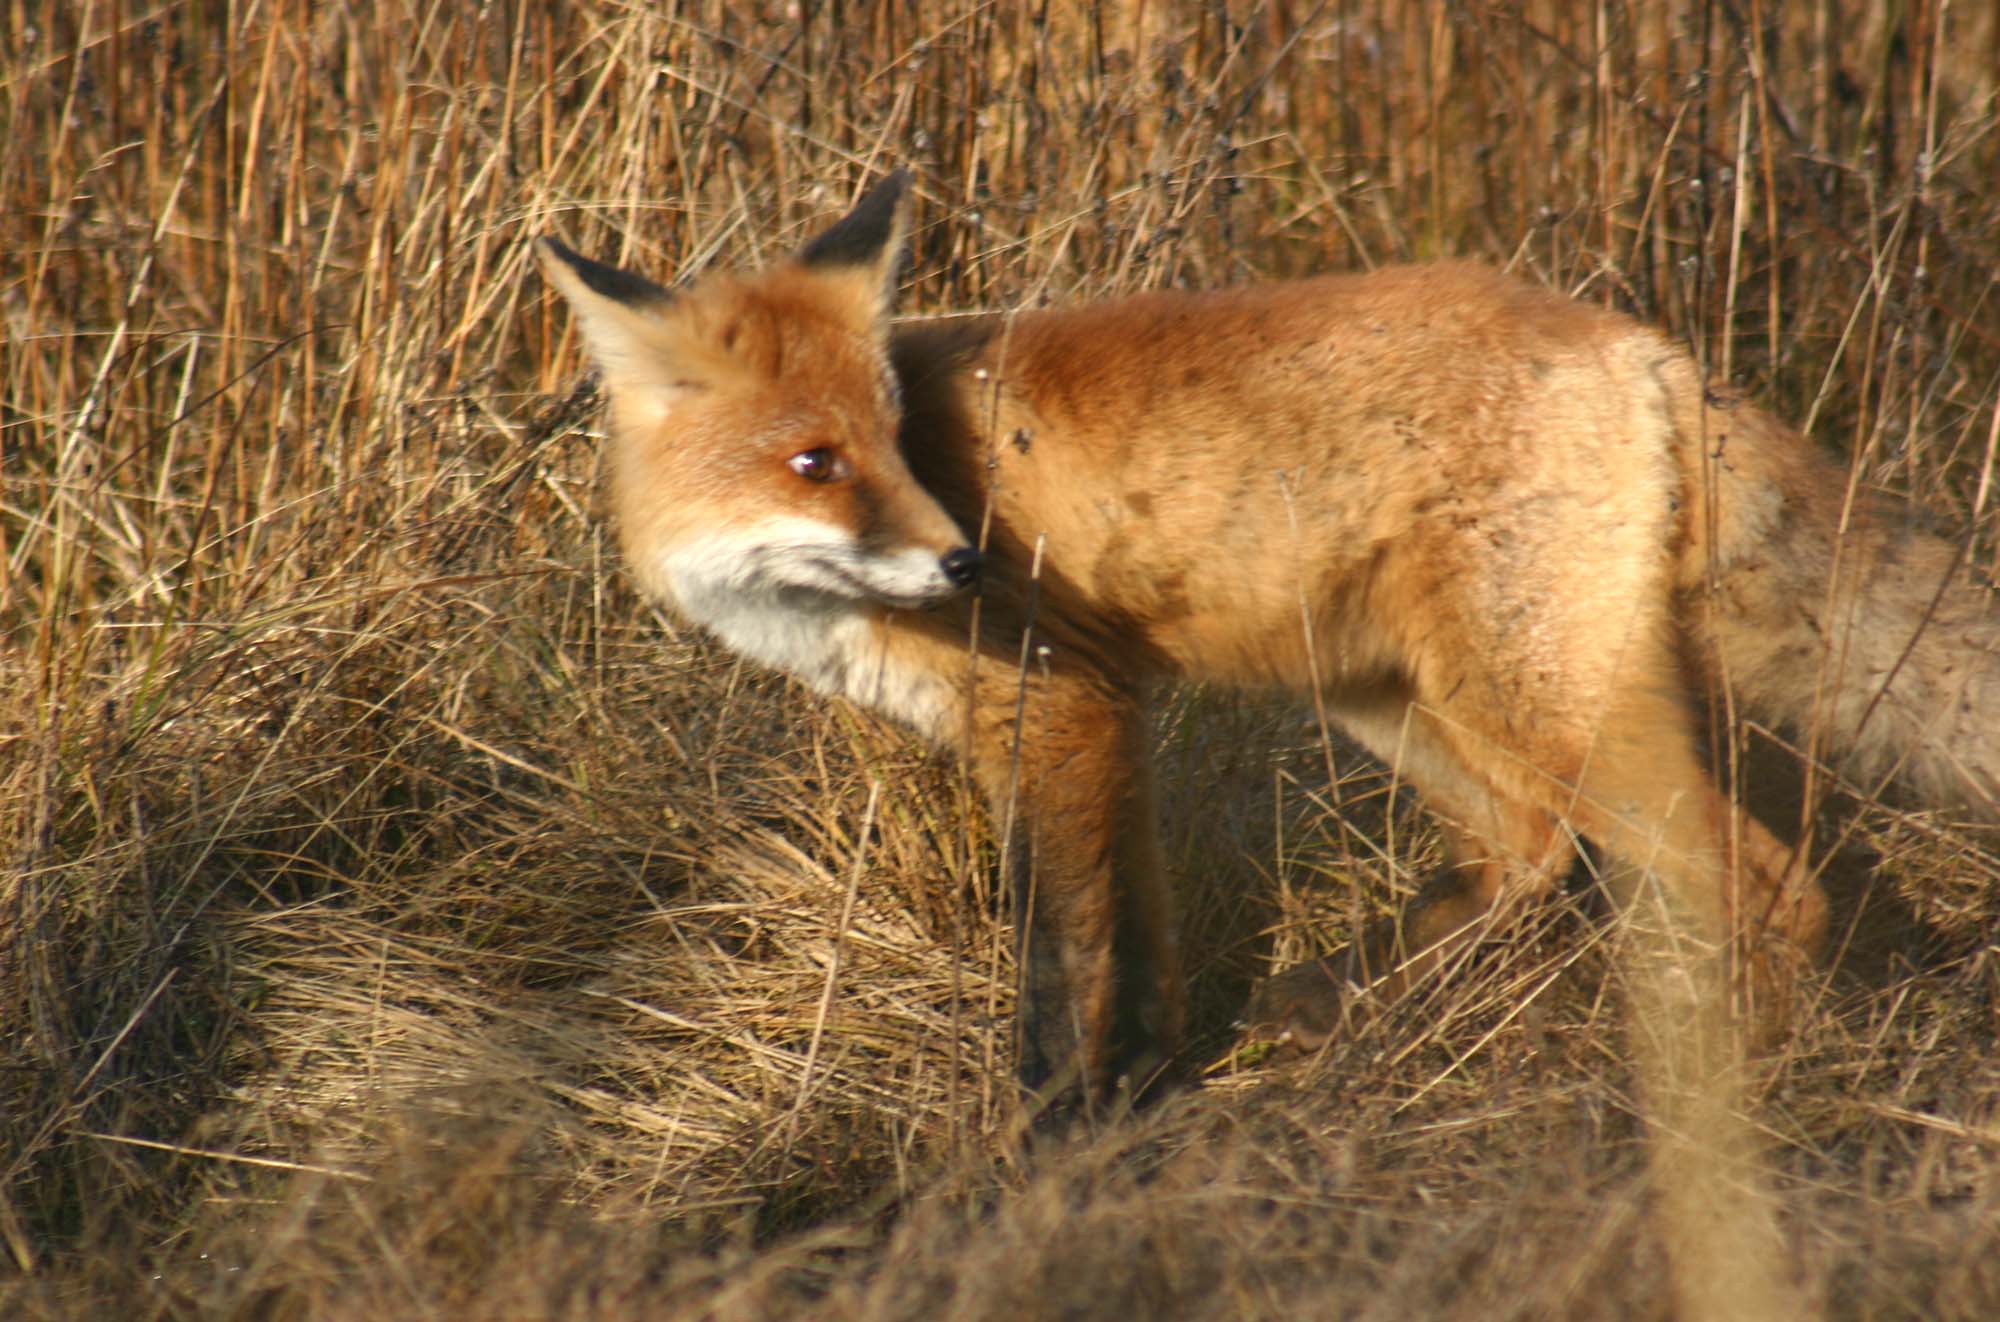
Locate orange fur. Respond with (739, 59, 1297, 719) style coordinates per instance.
(538, 173, 1997, 1115)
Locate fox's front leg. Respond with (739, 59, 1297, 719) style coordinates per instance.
(963, 672, 1187, 1117)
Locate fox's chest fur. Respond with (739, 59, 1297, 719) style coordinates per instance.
(622, 522, 967, 743)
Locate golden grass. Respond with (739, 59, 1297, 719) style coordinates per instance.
(3, 1, 1998, 1316)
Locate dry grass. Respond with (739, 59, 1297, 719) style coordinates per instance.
(3, 1, 1998, 1317)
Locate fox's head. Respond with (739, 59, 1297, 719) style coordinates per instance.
(535, 173, 980, 643)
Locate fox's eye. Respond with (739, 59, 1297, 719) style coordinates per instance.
(787, 448, 841, 482)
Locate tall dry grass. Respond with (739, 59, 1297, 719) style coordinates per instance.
(3, 1, 1998, 1316)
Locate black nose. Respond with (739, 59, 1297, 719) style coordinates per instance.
(940, 546, 983, 588)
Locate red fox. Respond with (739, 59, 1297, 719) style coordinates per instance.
(536, 171, 1998, 1114)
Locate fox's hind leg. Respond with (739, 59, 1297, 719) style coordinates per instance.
(1419, 639, 1830, 1034)
(1533, 687, 1830, 1033)
(1247, 642, 1829, 1051)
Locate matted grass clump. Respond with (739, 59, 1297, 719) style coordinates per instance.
(3, 2, 1997, 1317)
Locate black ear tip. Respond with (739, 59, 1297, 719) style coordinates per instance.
(535, 235, 672, 308)
(798, 169, 913, 270)
(535, 235, 582, 273)
(875, 169, 914, 215)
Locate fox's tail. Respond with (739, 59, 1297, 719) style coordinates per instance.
(1679, 385, 2000, 821)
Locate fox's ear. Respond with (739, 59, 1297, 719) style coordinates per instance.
(535, 236, 678, 383)
(796, 170, 911, 315)
(536, 237, 671, 311)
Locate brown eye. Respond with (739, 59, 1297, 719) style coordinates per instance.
(787, 448, 840, 482)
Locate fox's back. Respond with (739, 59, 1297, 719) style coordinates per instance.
(897, 262, 1695, 692)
